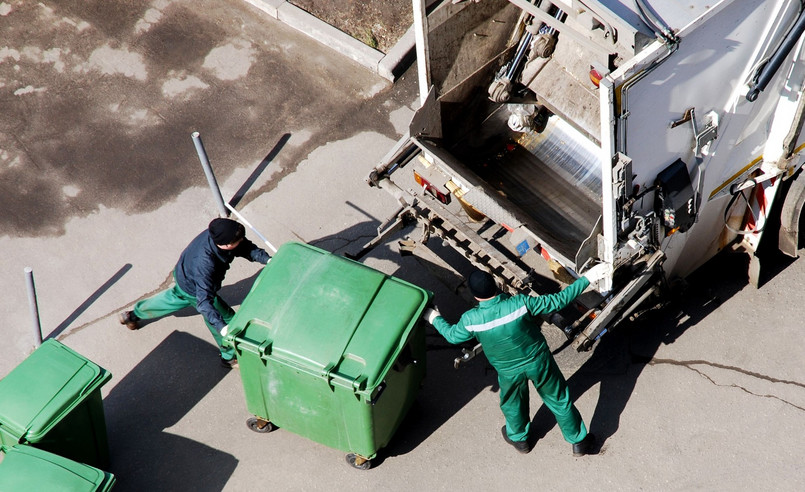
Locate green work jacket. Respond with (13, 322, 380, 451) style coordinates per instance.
(432, 277, 590, 376)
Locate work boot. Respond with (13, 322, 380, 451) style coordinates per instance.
(118, 311, 140, 330)
(572, 433, 596, 457)
(501, 426, 531, 454)
(220, 356, 239, 369)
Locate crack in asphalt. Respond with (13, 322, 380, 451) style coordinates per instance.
(308, 233, 377, 254)
(648, 357, 805, 412)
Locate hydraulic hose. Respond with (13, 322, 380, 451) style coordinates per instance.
(634, 0, 677, 46)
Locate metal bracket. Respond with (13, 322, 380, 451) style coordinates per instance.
(454, 343, 484, 369)
(345, 205, 417, 261)
(572, 249, 665, 352)
(670, 108, 719, 156)
(694, 111, 719, 156)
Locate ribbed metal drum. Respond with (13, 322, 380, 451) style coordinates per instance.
(517, 116, 602, 200)
(476, 112, 603, 262)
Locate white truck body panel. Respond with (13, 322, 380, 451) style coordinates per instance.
(371, 0, 805, 348)
(611, 0, 803, 278)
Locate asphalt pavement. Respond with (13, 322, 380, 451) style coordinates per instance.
(1, 1, 804, 491)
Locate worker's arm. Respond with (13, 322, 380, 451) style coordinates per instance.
(195, 289, 226, 330)
(523, 277, 590, 315)
(235, 238, 270, 264)
(192, 260, 228, 331)
(426, 309, 476, 345)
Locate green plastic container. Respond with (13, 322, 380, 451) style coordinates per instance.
(226, 242, 431, 468)
(0, 339, 112, 469)
(0, 445, 115, 491)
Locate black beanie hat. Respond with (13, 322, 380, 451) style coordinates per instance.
(468, 270, 498, 299)
(209, 218, 245, 245)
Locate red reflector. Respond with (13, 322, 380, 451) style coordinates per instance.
(413, 170, 451, 205)
(589, 68, 602, 88)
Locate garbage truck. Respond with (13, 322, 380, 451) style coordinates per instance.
(363, 0, 805, 351)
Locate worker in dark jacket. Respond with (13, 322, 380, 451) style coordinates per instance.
(119, 218, 270, 368)
(424, 265, 607, 455)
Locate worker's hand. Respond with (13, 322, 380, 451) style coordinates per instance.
(423, 307, 441, 325)
(583, 263, 609, 283)
(220, 324, 229, 337)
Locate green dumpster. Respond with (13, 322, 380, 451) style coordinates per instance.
(0, 445, 115, 491)
(225, 242, 431, 469)
(0, 339, 112, 469)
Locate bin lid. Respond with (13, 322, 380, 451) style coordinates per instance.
(228, 242, 431, 392)
(0, 445, 114, 491)
(0, 339, 111, 442)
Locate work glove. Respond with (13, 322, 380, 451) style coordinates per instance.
(583, 263, 609, 283)
(423, 308, 441, 325)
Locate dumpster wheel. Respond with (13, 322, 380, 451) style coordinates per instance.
(246, 417, 277, 433)
(345, 453, 372, 470)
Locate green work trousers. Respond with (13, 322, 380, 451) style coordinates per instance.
(498, 351, 587, 444)
(132, 282, 235, 360)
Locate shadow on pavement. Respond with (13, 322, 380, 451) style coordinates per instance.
(47, 264, 132, 340)
(528, 249, 762, 453)
(228, 215, 800, 462)
(229, 133, 291, 209)
(103, 331, 237, 491)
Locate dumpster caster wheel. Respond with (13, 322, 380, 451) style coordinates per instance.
(246, 417, 276, 433)
(345, 453, 371, 470)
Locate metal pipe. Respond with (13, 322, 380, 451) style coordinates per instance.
(634, 0, 677, 45)
(25, 267, 43, 348)
(747, 9, 805, 102)
(192, 132, 229, 218)
(508, 0, 612, 58)
(412, 0, 431, 107)
(505, 31, 533, 79)
(224, 202, 278, 254)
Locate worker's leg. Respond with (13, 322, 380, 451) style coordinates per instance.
(498, 372, 531, 442)
(530, 354, 587, 444)
(200, 295, 236, 360)
(132, 285, 192, 320)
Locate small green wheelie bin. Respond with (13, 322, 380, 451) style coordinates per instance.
(0, 339, 112, 469)
(0, 445, 115, 491)
(225, 242, 431, 469)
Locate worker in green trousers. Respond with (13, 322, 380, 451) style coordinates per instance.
(424, 266, 607, 455)
(119, 218, 270, 368)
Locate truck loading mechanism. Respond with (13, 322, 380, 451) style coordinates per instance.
(367, 0, 805, 356)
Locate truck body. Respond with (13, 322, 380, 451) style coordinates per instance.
(367, 0, 805, 350)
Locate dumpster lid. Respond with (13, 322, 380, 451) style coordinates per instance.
(0, 339, 111, 442)
(228, 242, 430, 392)
(0, 445, 114, 491)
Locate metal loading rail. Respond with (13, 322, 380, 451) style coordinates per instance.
(350, 179, 537, 294)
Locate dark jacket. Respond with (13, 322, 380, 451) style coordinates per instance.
(174, 230, 270, 330)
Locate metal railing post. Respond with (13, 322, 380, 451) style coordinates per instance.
(25, 267, 43, 348)
(192, 131, 229, 217)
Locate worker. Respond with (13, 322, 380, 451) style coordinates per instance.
(119, 217, 270, 368)
(423, 265, 608, 455)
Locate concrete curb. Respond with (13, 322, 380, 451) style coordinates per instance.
(242, 0, 415, 81)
